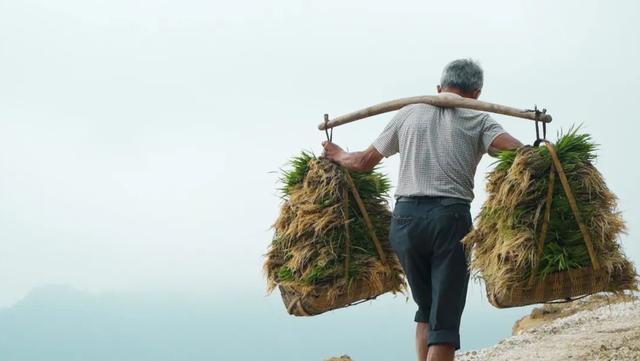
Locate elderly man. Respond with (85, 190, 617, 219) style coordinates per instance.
(322, 59, 522, 361)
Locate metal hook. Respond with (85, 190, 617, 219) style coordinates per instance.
(324, 114, 333, 142)
(531, 105, 549, 147)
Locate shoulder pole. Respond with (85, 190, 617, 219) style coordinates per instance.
(318, 94, 552, 131)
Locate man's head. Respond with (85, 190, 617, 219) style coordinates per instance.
(437, 58, 483, 99)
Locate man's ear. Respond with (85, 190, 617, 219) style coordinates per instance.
(472, 89, 482, 99)
(437, 85, 442, 93)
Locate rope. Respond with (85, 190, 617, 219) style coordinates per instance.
(545, 294, 589, 305)
(344, 296, 377, 308)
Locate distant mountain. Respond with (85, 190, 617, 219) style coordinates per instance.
(0, 285, 525, 361)
(0, 285, 241, 361)
(3, 285, 96, 312)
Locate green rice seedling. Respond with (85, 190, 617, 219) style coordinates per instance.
(265, 153, 405, 305)
(464, 127, 638, 301)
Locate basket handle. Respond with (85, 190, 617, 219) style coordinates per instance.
(533, 141, 601, 272)
(343, 170, 388, 265)
(529, 162, 556, 284)
(544, 141, 600, 270)
(341, 188, 351, 278)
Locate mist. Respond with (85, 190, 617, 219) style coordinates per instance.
(1, 0, 638, 359)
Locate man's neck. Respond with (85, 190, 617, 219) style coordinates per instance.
(440, 87, 476, 99)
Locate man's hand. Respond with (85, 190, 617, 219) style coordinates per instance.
(321, 142, 384, 172)
(322, 141, 346, 163)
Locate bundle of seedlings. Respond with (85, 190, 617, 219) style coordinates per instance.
(464, 128, 638, 308)
(264, 152, 405, 316)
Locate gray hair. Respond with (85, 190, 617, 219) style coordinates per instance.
(440, 59, 484, 92)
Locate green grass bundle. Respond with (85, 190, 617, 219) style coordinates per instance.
(463, 128, 638, 303)
(264, 152, 405, 310)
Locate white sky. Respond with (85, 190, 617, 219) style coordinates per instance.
(0, 0, 638, 306)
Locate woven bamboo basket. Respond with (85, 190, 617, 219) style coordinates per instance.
(486, 265, 635, 308)
(273, 170, 404, 316)
(484, 141, 637, 308)
(279, 273, 399, 316)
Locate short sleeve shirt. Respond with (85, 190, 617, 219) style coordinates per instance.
(372, 93, 506, 201)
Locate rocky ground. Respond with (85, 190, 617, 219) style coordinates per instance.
(325, 294, 640, 361)
(457, 294, 640, 361)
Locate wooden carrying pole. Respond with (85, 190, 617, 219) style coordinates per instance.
(318, 94, 552, 130)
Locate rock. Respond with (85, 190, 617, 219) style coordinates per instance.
(325, 355, 353, 361)
(456, 293, 640, 361)
(512, 293, 637, 335)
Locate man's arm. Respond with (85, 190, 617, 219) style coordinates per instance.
(488, 132, 523, 156)
(321, 141, 384, 172)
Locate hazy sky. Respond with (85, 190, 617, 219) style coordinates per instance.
(1, 0, 639, 308)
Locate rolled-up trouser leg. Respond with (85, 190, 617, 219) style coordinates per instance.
(390, 198, 472, 351)
(427, 206, 471, 350)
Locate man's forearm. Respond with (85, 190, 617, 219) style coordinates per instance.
(337, 151, 370, 172)
(323, 143, 384, 172)
(488, 133, 524, 157)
